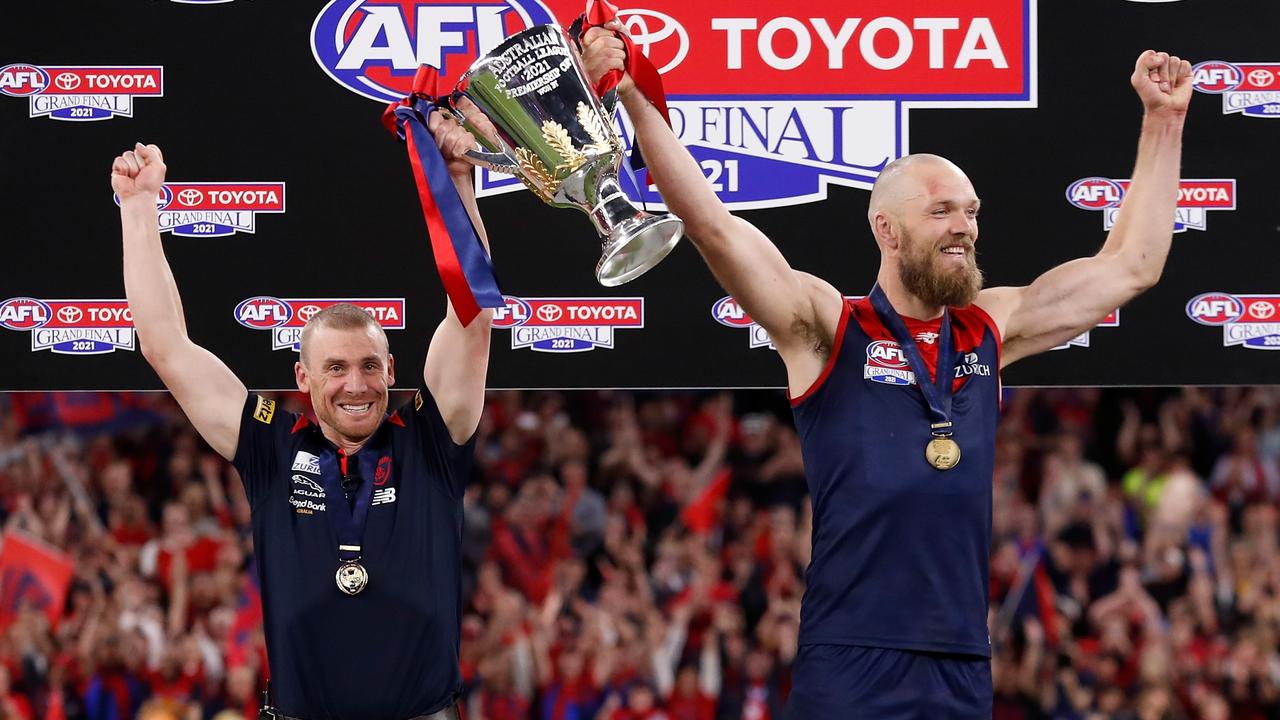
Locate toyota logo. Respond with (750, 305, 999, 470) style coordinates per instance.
(617, 9, 689, 75)
(54, 73, 80, 91)
(57, 306, 83, 324)
(1248, 69, 1275, 87)
(537, 305, 563, 323)
(177, 188, 204, 206)
(297, 304, 322, 322)
(1249, 301, 1277, 320)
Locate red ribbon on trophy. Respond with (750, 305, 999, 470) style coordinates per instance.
(579, 0, 672, 127)
(383, 66, 502, 327)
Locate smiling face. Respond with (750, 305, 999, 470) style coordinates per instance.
(870, 154, 985, 308)
(295, 308, 394, 449)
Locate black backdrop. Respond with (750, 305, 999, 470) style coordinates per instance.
(1, 0, 1277, 391)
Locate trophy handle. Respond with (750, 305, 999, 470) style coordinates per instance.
(442, 92, 519, 172)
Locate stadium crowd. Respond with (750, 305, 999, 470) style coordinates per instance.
(0, 385, 1277, 720)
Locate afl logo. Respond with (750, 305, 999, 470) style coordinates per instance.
(235, 296, 293, 329)
(310, 0, 556, 103)
(0, 64, 49, 97)
(0, 298, 53, 330)
(866, 340, 909, 368)
(1066, 178, 1124, 210)
(1185, 292, 1243, 326)
(1191, 61, 1243, 94)
(493, 296, 532, 328)
(712, 296, 754, 328)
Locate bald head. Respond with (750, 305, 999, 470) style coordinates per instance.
(867, 154, 970, 231)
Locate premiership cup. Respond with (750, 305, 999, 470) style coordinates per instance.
(446, 24, 683, 286)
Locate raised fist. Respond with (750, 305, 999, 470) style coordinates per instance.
(111, 142, 167, 202)
(1131, 50, 1193, 116)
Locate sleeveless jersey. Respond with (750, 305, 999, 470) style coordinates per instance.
(791, 297, 1001, 657)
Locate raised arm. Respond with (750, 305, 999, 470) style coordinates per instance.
(115, 144, 246, 460)
(979, 51, 1192, 367)
(581, 25, 843, 390)
(422, 105, 495, 444)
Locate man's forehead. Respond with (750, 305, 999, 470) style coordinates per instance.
(308, 324, 388, 356)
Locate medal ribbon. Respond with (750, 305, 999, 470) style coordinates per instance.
(381, 65, 503, 327)
(868, 284, 957, 432)
(318, 447, 378, 563)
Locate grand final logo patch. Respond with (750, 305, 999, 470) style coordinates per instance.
(311, 0, 1036, 210)
(493, 295, 643, 352)
(1186, 292, 1280, 350)
(113, 182, 286, 237)
(1066, 178, 1235, 233)
(0, 298, 135, 355)
(0, 64, 163, 121)
(234, 298, 406, 351)
(1191, 60, 1280, 119)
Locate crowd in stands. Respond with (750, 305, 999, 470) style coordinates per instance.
(0, 385, 1277, 719)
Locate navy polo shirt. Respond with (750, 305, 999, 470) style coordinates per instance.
(233, 389, 472, 720)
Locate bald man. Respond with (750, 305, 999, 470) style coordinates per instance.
(583, 27, 1193, 719)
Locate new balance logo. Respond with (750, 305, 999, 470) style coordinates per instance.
(372, 487, 397, 506)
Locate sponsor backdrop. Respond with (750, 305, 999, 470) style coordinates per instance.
(1, 0, 1276, 390)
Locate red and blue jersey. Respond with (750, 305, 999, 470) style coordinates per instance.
(233, 389, 472, 718)
(791, 297, 1001, 657)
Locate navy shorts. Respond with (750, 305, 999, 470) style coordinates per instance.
(785, 645, 992, 719)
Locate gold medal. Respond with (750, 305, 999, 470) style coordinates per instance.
(336, 560, 369, 595)
(925, 437, 961, 470)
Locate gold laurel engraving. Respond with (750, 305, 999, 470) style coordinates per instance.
(543, 120, 577, 160)
(541, 119, 590, 175)
(577, 101, 617, 155)
(515, 147, 559, 199)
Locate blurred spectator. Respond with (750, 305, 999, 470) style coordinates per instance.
(1, 387, 1278, 718)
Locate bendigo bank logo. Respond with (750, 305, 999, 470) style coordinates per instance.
(311, 0, 1036, 209)
(1186, 292, 1280, 350)
(0, 64, 162, 121)
(492, 296, 643, 352)
(234, 298, 406, 351)
(0, 298, 135, 355)
(1067, 178, 1235, 232)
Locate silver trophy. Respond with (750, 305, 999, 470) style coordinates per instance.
(446, 24, 683, 286)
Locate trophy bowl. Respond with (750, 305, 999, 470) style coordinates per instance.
(447, 24, 683, 286)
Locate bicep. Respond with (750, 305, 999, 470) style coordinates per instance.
(993, 253, 1144, 366)
(424, 309, 491, 445)
(695, 217, 817, 348)
(148, 341, 247, 460)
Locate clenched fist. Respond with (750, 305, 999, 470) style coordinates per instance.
(111, 143, 166, 202)
(580, 20, 634, 97)
(1132, 50, 1193, 116)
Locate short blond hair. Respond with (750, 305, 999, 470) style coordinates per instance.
(298, 303, 389, 365)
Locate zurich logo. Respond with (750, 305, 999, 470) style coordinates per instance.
(310, 0, 557, 103)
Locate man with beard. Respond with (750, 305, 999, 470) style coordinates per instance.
(112, 103, 496, 719)
(582, 26, 1193, 718)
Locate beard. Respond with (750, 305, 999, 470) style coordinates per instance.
(898, 229, 984, 308)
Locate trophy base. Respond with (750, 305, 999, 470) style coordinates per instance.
(596, 214, 684, 287)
